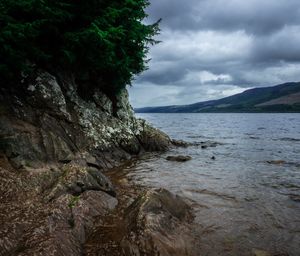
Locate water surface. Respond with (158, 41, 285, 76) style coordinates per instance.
(126, 113, 300, 255)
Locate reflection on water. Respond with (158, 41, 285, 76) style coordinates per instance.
(128, 113, 300, 255)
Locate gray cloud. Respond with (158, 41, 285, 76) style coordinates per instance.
(146, 0, 300, 34)
(130, 0, 300, 107)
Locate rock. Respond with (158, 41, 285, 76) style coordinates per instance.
(252, 249, 271, 256)
(137, 120, 171, 152)
(27, 71, 70, 119)
(172, 139, 190, 148)
(0, 165, 118, 256)
(171, 140, 222, 149)
(1, 70, 171, 165)
(289, 194, 300, 202)
(46, 165, 116, 201)
(93, 90, 113, 114)
(72, 191, 118, 244)
(166, 155, 192, 162)
(0, 70, 179, 255)
(200, 141, 222, 148)
(122, 188, 195, 256)
(267, 160, 286, 165)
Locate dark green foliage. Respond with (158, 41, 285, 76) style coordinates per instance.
(0, 0, 159, 96)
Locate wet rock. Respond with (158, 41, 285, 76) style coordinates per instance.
(200, 141, 222, 148)
(137, 121, 171, 152)
(252, 249, 271, 256)
(267, 160, 286, 165)
(122, 188, 195, 256)
(166, 155, 192, 162)
(0, 165, 118, 256)
(289, 194, 300, 202)
(46, 165, 115, 201)
(172, 139, 222, 149)
(172, 139, 190, 148)
(72, 191, 118, 244)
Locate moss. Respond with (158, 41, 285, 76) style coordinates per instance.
(68, 195, 80, 209)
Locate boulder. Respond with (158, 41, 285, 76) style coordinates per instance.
(137, 120, 171, 152)
(122, 188, 195, 256)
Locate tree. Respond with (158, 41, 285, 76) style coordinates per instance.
(0, 0, 160, 98)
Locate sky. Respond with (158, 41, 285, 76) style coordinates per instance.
(128, 0, 300, 108)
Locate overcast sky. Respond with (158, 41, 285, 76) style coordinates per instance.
(128, 0, 300, 108)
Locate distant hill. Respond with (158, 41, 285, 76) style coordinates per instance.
(135, 82, 300, 113)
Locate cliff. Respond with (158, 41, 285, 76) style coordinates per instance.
(0, 71, 194, 256)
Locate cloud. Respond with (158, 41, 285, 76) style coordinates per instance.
(130, 0, 300, 107)
(146, 0, 300, 34)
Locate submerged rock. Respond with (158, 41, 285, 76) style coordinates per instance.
(172, 139, 223, 149)
(289, 194, 300, 202)
(266, 160, 286, 165)
(122, 188, 195, 256)
(166, 155, 192, 162)
(172, 139, 190, 148)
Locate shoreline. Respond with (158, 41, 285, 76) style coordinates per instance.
(0, 151, 197, 256)
(0, 70, 194, 255)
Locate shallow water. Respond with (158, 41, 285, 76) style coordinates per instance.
(126, 113, 300, 255)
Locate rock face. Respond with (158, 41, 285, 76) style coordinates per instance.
(0, 70, 174, 255)
(122, 189, 195, 256)
(0, 70, 171, 168)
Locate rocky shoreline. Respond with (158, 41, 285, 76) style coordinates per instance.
(0, 71, 195, 256)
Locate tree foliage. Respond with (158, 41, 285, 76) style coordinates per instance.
(0, 0, 159, 96)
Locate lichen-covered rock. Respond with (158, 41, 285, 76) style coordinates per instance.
(27, 71, 70, 119)
(122, 188, 196, 256)
(0, 70, 171, 167)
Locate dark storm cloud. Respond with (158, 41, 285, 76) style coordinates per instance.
(146, 0, 300, 34)
(129, 0, 300, 107)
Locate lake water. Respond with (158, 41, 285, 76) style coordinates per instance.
(126, 113, 300, 255)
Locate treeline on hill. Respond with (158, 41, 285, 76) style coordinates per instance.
(0, 0, 159, 99)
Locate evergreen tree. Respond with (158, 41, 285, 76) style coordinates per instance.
(0, 0, 160, 97)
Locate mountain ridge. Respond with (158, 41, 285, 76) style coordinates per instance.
(135, 82, 300, 113)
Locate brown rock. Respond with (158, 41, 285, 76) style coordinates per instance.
(122, 188, 196, 256)
(267, 160, 286, 165)
(166, 155, 192, 162)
